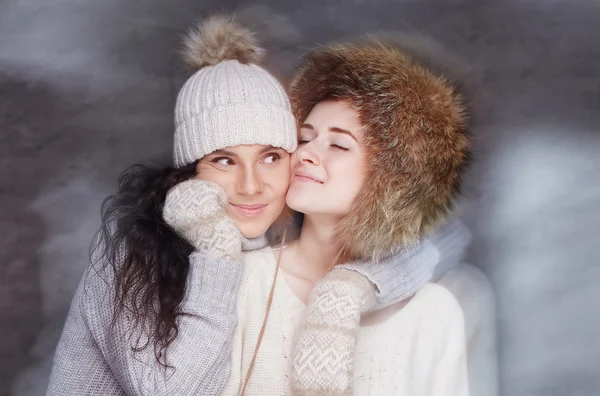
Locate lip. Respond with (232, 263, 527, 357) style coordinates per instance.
(293, 171, 324, 184)
(230, 203, 268, 217)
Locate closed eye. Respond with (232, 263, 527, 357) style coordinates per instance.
(331, 144, 349, 151)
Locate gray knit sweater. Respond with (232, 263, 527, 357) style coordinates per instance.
(46, 219, 471, 395)
(46, 251, 242, 395)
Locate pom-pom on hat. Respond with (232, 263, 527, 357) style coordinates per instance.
(173, 15, 297, 167)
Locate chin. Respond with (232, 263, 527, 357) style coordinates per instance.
(237, 224, 268, 239)
(235, 214, 277, 239)
(287, 194, 352, 217)
(286, 188, 310, 212)
(285, 197, 309, 215)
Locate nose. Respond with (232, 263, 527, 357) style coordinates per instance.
(296, 141, 320, 166)
(238, 166, 264, 196)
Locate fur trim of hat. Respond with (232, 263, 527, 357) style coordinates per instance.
(180, 15, 264, 70)
(288, 37, 471, 260)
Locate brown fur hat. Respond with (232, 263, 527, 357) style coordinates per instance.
(288, 38, 471, 260)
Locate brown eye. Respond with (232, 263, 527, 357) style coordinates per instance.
(212, 157, 233, 166)
(263, 153, 282, 164)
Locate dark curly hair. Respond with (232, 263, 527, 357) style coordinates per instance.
(91, 162, 197, 367)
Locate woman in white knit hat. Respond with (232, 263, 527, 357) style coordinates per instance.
(221, 32, 498, 396)
(46, 16, 472, 396)
(46, 15, 297, 396)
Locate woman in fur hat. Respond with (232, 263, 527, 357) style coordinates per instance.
(221, 40, 497, 395)
(46, 17, 470, 396)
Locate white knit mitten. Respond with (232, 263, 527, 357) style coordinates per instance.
(291, 269, 376, 396)
(163, 179, 241, 260)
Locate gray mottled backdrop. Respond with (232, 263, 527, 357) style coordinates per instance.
(1, 1, 598, 395)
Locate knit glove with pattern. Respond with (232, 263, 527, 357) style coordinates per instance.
(163, 179, 242, 260)
(291, 269, 376, 396)
(291, 218, 470, 396)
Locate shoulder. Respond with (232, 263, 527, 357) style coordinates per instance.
(436, 264, 494, 303)
(71, 244, 120, 329)
(436, 263, 496, 321)
(414, 263, 495, 341)
(80, 254, 116, 302)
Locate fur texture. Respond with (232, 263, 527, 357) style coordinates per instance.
(181, 15, 264, 70)
(289, 40, 471, 260)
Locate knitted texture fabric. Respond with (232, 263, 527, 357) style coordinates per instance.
(173, 16, 297, 167)
(242, 234, 269, 251)
(174, 60, 298, 166)
(47, 179, 253, 394)
(47, 225, 270, 395)
(291, 270, 376, 395)
(163, 179, 241, 260)
(340, 216, 472, 310)
(291, 218, 470, 395)
(221, 247, 497, 395)
(46, 248, 247, 395)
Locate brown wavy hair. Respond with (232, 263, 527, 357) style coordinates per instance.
(92, 162, 196, 367)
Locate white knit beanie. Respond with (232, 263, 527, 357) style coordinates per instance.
(173, 15, 298, 167)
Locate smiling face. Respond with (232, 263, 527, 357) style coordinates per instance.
(195, 144, 291, 238)
(286, 100, 367, 217)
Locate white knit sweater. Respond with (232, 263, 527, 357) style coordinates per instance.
(223, 246, 498, 396)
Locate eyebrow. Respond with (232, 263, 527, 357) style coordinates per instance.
(259, 145, 283, 154)
(210, 149, 238, 158)
(301, 123, 358, 142)
(210, 146, 282, 158)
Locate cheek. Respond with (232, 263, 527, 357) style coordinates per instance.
(348, 159, 366, 192)
(290, 152, 299, 170)
(327, 157, 365, 201)
(195, 168, 235, 199)
(270, 159, 292, 196)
